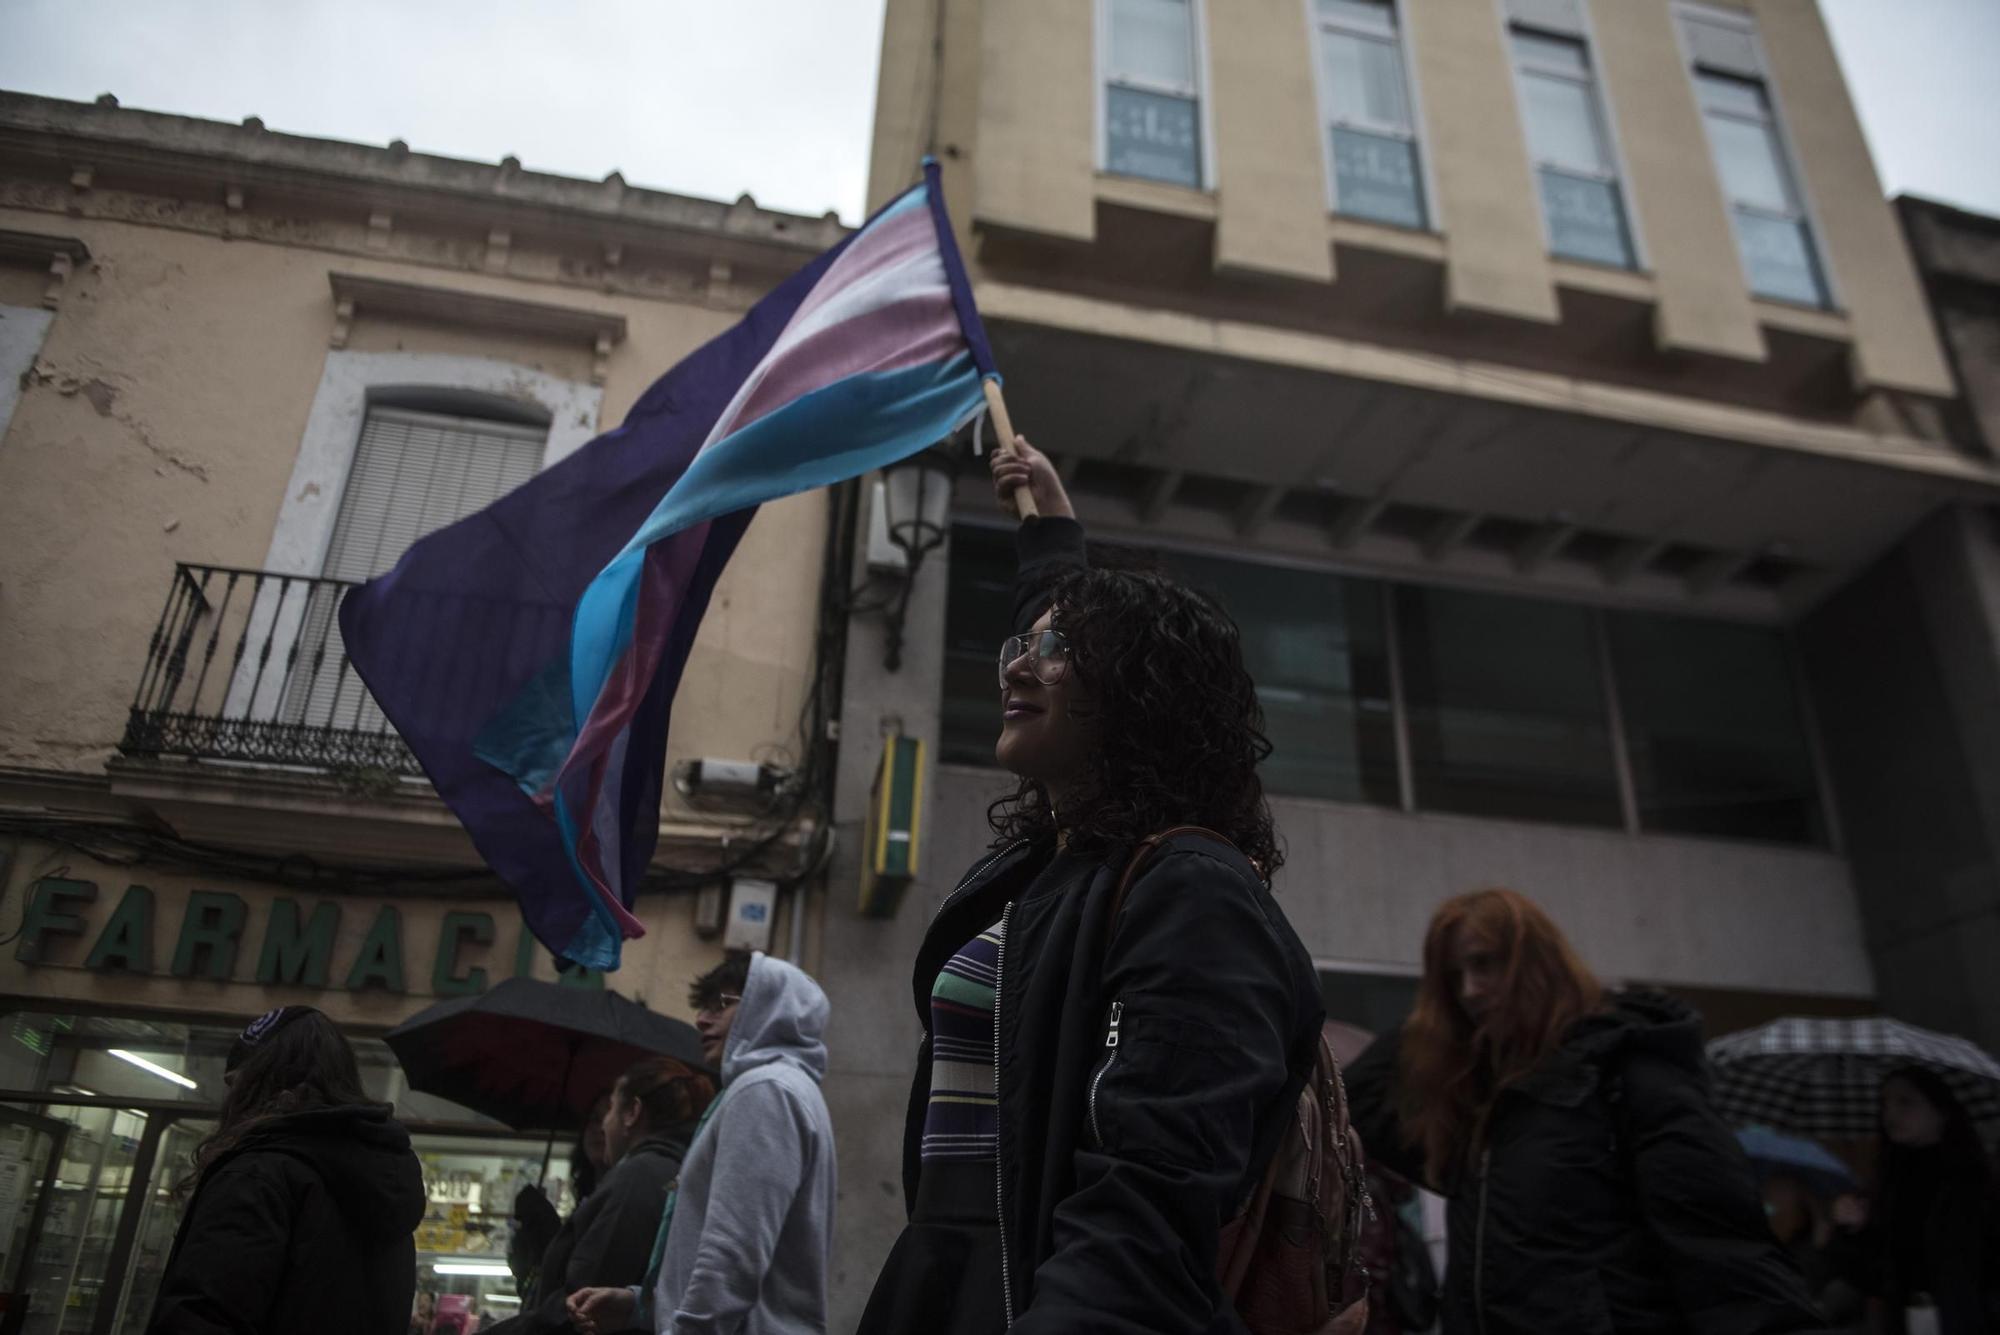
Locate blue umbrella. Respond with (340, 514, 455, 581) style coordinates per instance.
(1735, 1125, 1856, 1194)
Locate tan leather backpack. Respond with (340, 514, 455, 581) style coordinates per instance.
(1107, 827, 1371, 1335)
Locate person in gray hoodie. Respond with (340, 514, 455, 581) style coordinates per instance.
(569, 950, 836, 1335)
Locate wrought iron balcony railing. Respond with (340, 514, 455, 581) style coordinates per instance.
(120, 564, 421, 779)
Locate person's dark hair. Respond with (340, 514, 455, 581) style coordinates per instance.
(1877, 1065, 1995, 1187)
(689, 951, 753, 1013)
(614, 1058, 715, 1138)
(1870, 1065, 1999, 1293)
(184, 1008, 373, 1192)
(987, 565, 1282, 876)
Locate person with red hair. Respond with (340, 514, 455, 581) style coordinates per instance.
(1344, 888, 1826, 1334)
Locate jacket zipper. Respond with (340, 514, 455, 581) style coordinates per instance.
(1088, 1000, 1123, 1148)
(993, 899, 1016, 1327)
(932, 840, 1026, 924)
(1474, 1146, 1492, 1335)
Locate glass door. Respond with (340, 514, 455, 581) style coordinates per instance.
(0, 1108, 67, 1335)
(15, 1107, 146, 1335)
(106, 1118, 208, 1335)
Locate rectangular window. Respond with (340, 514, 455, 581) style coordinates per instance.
(1312, 0, 1428, 228)
(1103, 0, 1205, 189)
(1166, 551, 1399, 804)
(1396, 585, 1623, 828)
(1679, 8, 1830, 307)
(288, 405, 546, 732)
(937, 527, 1828, 846)
(1606, 613, 1827, 846)
(1510, 26, 1636, 268)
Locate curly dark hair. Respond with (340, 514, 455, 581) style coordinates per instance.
(988, 564, 1282, 876)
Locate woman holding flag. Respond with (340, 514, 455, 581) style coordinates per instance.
(856, 440, 1325, 1335)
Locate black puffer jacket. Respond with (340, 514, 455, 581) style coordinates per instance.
(148, 1103, 426, 1335)
(495, 1132, 689, 1334)
(905, 832, 1325, 1335)
(1346, 993, 1827, 1335)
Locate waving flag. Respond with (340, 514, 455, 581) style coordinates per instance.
(339, 160, 997, 969)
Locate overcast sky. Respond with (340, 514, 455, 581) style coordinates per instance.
(0, 0, 1994, 225)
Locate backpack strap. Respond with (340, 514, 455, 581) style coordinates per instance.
(1103, 824, 1239, 940)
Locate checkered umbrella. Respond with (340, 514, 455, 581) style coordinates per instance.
(1706, 1016, 2000, 1139)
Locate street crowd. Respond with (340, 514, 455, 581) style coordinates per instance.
(140, 446, 1998, 1335)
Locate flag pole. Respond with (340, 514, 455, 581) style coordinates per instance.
(981, 377, 1040, 521)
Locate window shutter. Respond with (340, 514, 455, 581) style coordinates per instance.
(288, 406, 548, 733)
(321, 407, 547, 582)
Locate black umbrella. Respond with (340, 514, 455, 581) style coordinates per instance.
(386, 978, 710, 1175)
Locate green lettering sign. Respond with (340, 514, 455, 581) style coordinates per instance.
(256, 899, 340, 988)
(345, 906, 406, 993)
(14, 877, 96, 963)
(85, 885, 155, 973)
(170, 891, 247, 980)
(432, 911, 494, 996)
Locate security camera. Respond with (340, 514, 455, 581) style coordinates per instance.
(675, 758, 789, 806)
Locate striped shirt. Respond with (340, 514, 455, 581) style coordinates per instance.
(921, 918, 1005, 1162)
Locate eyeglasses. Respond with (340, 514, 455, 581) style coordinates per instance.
(695, 993, 741, 1020)
(998, 629, 1071, 689)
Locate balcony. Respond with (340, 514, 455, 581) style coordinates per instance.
(119, 564, 419, 782)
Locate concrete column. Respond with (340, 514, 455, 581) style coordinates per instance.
(819, 493, 960, 1331)
(1750, 0, 1953, 397)
(1207, 0, 1337, 284)
(1801, 506, 2000, 1054)
(1401, 0, 1559, 322)
(974, 0, 1098, 242)
(1589, 0, 1765, 362)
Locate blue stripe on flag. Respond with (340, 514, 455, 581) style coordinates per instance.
(564, 351, 985, 726)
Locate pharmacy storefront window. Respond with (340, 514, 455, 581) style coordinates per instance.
(0, 1010, 581, 1332)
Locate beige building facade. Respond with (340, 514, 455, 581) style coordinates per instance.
(0, 93, 840, 1326)
(815, 0, 2000, 1326)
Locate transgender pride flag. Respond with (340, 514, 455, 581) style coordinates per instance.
(340, 160, 997, 969)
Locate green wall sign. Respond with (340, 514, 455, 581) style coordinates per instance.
(13, 876, 601, 995)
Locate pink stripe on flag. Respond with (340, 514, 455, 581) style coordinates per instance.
(783, 204, 939, 332)
(558, 525, 713, 926)
(701, 212, 950, 450)
(711, 296, 965, 446)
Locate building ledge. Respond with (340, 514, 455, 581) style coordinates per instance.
(1752, 297, 1852, 343)
(1093, 172, 1220, 222)
(328, 271, 628, 382)
(0, 91, 849, 280)
(1332, 216, 1447, 264)
(1550, 257, 1656, 305)
(0, 759, 808, 877)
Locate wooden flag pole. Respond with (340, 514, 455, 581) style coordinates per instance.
(981, 377, 1039, 520)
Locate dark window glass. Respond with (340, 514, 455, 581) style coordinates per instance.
(1319, 969, 1418, 1035)
(1397, 585, 1621, 827)
(1607, 613, 1826, 845)
(939, 525, 1017, 766)
(937, 528, 1400, 805)
(1164, 552, 1399, 804)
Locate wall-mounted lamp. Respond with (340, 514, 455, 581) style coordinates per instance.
(851, 444, 959, 671)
